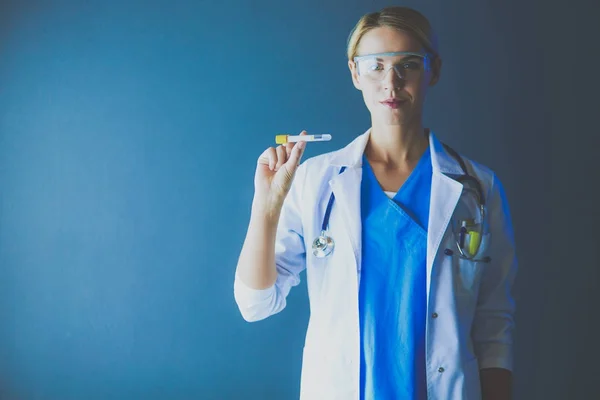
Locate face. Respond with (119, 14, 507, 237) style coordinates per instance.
(348, 26, 441, 127)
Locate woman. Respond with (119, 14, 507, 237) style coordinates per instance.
(234, 6, 517, 400)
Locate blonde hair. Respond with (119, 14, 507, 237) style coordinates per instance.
(346, 6, 439, 61)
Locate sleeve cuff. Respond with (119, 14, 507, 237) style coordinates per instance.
(234, 273, 276, 301)
(477, 343, 513, 371)
(233, 273, 277, 322)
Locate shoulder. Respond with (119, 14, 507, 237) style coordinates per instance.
(293, 151, 339, 196)
(299, 148, 339, 171)
(452, 151, 506, 204)
(461, 154, 495, 184)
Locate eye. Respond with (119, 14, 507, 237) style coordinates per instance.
(401, 61, 421, 70)
(368, 63, 384, 71)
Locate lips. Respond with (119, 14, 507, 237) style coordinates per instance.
(381, 99, 405, 109)
(381, 99, 404, 104)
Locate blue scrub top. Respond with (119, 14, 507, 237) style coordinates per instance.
(359, 147, 432, 400)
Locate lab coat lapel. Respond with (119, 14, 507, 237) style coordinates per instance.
(328, 130, 370, 274)
(426, 133, 465, 302)
(427, 172, 462, 294)
(329, 167, 363, 271)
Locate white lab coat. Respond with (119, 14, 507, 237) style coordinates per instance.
(234, 129, 517, 400)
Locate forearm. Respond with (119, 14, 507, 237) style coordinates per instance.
(480, 367, 512, 400)
(236, 195, 281, 290)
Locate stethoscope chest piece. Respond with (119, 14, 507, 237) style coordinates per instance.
(312, 231, 335, 258)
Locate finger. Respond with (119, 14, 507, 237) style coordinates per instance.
(285, 131, 307, 160)
(286, 139, 306, 169)
(269, 147, 279, 170)
(257, 147, 277, 170)
(286, 130, 307, 158)
(275, 145, 287, 170)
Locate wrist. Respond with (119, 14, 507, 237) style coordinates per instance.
(251, 194, 283, 223)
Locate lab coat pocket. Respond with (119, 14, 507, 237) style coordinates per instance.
(454, 233, 490, 296)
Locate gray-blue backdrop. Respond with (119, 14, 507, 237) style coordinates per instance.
(1, 0, 597, 399)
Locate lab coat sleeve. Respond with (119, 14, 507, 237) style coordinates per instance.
(234, 163, 308, 322)
(472, 173, 518, 371)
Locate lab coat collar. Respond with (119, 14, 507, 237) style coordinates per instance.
(328, 127, 465, 175)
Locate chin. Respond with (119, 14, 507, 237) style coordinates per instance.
(377, 112, 410, 126)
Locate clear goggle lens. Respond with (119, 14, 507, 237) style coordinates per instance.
(354, 52, 431, 82)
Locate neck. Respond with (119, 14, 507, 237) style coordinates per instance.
(365, 120, 429, 168)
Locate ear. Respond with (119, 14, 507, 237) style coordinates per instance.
(348, 60, 362, 90)
(429, 57, 442, 87)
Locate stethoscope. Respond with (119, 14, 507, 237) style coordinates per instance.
(311, 145, 491, 262)
(312, 166, 346, 257)
(442, 144, 491, 263)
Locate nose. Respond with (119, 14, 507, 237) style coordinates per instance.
(382, 66, 405, 89)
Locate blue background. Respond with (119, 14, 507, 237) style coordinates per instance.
(0, 0, 597, 399)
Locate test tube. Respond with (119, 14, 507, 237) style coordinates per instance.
(275, 134, 332, 145)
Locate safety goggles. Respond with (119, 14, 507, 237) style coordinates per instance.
(353, 51, 432, 83)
